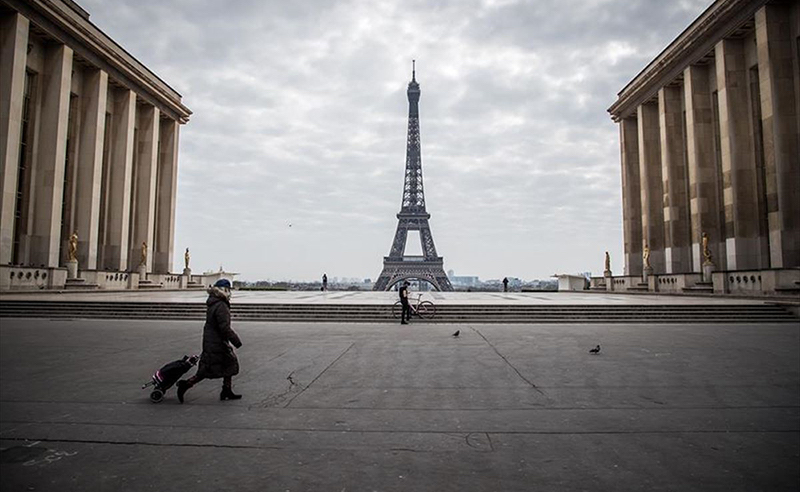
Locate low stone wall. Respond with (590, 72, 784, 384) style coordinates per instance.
(612, 276, 639, 290)
(0, 265, 240, 292)
(148, 274, 183, 288)
(0, 265, 67, 290)
(589, 276, 640, 291)
(593, 268, 798, 297)
(80, 270, 138, 289)
(715, 269, 800, 296)
(652, 273, 703, 293)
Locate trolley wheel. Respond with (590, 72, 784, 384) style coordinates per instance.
(150, 389, 164, 403)
(392, 300, 402, 319)
(417, 301, 436, 319)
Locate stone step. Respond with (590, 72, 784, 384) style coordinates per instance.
(0, 300, 795, 323)
(1, 306, 793, 316)
(0, 301, 789, 309)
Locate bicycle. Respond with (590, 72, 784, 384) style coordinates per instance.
(392, 293, 436, 320)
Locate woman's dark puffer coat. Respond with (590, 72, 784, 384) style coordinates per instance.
(195, 289, 242, 379)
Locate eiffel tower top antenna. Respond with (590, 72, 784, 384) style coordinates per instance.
(412, 59, 415, 81)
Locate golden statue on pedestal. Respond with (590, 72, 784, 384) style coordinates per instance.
(643, 241, 651, 269)
(702, 232, 713, 264)
(184, 248, 190, 269)
(140, 241, 147, 267)
(68, 232, 78, 262)
(604, 251, 611, 272)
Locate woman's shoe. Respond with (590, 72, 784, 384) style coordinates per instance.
(220, 387, 242, 400)
(176, 380, 189, 403)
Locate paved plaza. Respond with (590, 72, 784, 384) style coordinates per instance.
(1, 315, 798, 491)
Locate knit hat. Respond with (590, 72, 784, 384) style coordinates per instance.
(214, 278, 232, 289)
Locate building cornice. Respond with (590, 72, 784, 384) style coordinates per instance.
(607, 0, 766, 122)
(3, 0, 192, 123)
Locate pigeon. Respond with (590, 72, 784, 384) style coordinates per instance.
(452, 330, 460, 337)
(589, 345, 601, 354)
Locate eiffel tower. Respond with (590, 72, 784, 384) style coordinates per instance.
(373, 62, 453, 292)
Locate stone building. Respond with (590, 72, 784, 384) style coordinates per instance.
(0, 0, 192, 290)
(606, 0, 799, 296)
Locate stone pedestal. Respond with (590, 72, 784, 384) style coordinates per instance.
(137, 264, 161, 289)
(183, 267, 191, 277)
(643, 266, 653, 283)
(65, 261, 98, 289)
(65, 277, 98, 289)
(702, 261, 714, 283)
(66, 260, 78, 279)
(604, 271, 613, 291)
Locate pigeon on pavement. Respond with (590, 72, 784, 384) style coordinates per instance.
(452, 330, 460, 337)
(589, 345, 601, 354)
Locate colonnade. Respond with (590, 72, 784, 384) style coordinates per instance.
(615, 2, 799, 276)
(0, 9, 187, 276)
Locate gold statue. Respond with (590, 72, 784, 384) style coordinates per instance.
(140, 241, 147, 266)
(68, 232, 78, 262)
(702, 232, 712, 263)
(184, 248, 190, 269)
(604, 251, 611, 272)
(643, 241, 651, 268)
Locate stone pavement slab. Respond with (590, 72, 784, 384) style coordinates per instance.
(1, 318, 798, 491)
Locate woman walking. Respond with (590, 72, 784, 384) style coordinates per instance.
(177, 278, 243, 403)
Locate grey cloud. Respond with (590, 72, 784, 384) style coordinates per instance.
(81, 0, 710, 280)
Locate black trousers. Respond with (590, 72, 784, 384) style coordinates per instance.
(186, 374, 233, 388)
(401, 300, 411, 322)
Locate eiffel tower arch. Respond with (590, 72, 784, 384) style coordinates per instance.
(374, 62, 453, 292)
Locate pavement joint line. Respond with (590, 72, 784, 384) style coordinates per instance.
(2, 402, 799, 411)
(471, 326, 546, 396)
(6, 406, 800, 428)
(2, 428, 798, 444)
(282, 342, 355, 408)
(291, 385, 800, 390)
(0, 436, 281, 450)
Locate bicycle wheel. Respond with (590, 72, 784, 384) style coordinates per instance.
(417, 301, 436, 319)
(392, 301, 402, 318)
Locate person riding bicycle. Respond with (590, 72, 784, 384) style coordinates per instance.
(399, 280, 411, 324)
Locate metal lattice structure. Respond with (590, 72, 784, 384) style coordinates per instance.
(374, 63, 453, 292)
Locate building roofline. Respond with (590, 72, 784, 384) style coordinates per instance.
(4, 0, 192, 122)
(607, 0, 765, 122)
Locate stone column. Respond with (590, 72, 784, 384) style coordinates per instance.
(637, 101, 665, 273)
(755, 4, 800, 268)
(715, 38, 762, 270)
(74, 69, 107, 270)
(129, 104, 159, 272)
(0, 13, 29, 265)
(153, 118, 179, 274)
(29, 44, 73, 268)
(620, 116, 643, 276)
(103, 88, 136, 271)
(658, 85, 691, 273)
(684, 64, 725, 272)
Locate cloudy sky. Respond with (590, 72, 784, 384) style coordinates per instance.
(81, 0, 712, 283)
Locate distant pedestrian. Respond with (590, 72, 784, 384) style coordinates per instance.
(503, 277, 509, 292)
(322, 273, 328, 291)
(177, 279, 243, 403)
(399, 280, 411, 324)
